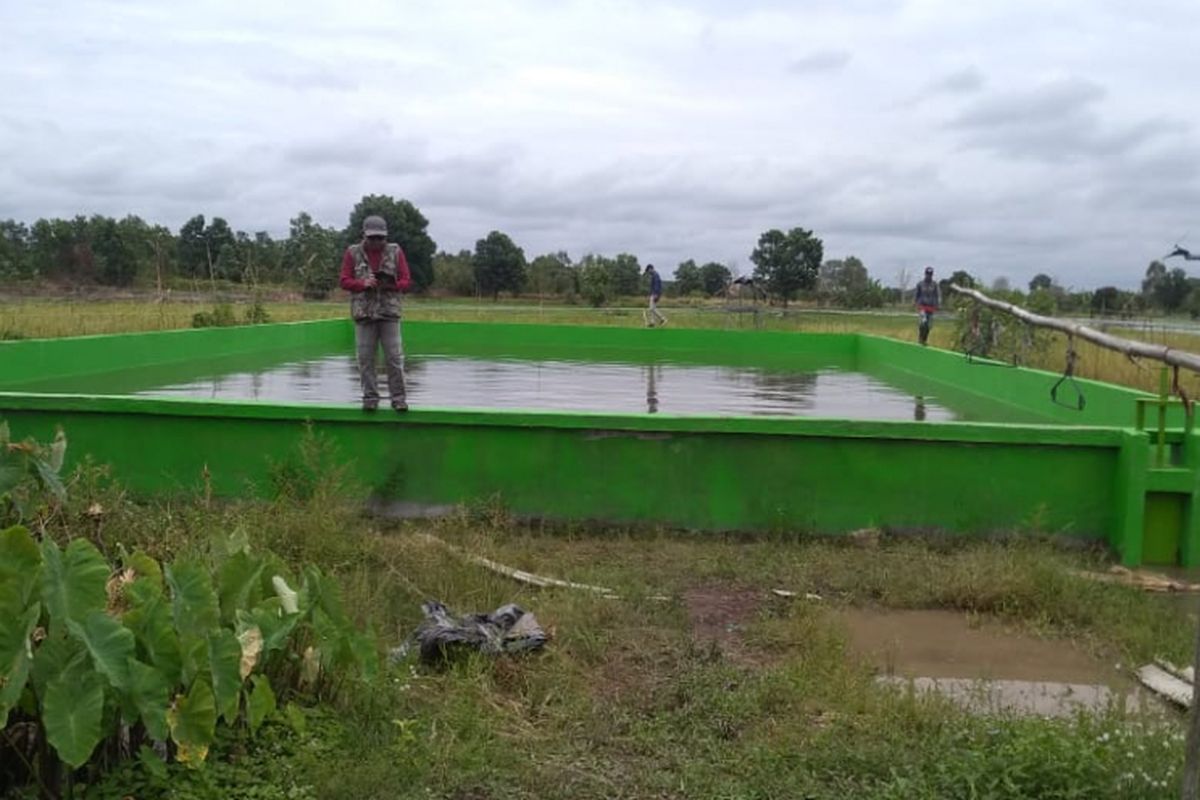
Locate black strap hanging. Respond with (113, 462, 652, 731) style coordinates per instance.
(1050, 334, 1086, 410)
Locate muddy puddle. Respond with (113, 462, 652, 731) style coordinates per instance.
(834, 607, 1161, 717)
(834, 607, 1121, 684)
(677, 589, 1167, 717)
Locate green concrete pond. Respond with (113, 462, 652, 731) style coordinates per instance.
(1, 319, 1195, 565)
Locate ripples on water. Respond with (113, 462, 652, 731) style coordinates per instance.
(138, 355, 954, 421)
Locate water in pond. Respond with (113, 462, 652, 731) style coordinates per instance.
(132, 354, 958, 420)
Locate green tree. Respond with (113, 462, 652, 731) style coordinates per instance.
(205, 218, 235, 281)
(578, 254, 612, 307)
(750, 227, 823, 306)
(1029, 273, 1054, 292)
(1157, 267, 1191, 312)
(1142, 260, 1167, 307)
(175, 216, 234, 282)
(30, 217, 90, 281)
(227, 231, 281, 285)
(942, 270, 977, 294)
(673, 260, 703, 296)
(176, 215, 209, 279)
(609, 253, 642, 297)
(433, 250, 476, 296)
(699, 262, 732, 297)
(283, 212, 340, 298)
(528, 251, 576, 297)
(819, 256, 877, 307)
(472, 231, 527, 300)
(0, 220, 33, 280)
(141, 223, 176, 290)
(1185, 281, 1200, 320)
(1091, 286, 1122, 315)
(343, 195, 436, 293)
(88, 216, 138, 287)
(112, 215, 173, 287)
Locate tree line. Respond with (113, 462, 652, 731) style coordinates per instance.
(1, 196, 1193, 315)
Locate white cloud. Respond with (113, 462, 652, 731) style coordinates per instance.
(1, 0, 1199, 288)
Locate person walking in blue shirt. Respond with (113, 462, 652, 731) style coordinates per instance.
(644, 264, 667, 327)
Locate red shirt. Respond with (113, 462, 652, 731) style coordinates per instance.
(339, 245, 412, 293)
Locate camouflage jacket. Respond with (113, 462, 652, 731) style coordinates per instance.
(348, 243, 404, 321)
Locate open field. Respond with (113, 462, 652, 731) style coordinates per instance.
(5, 294, 1200, 396)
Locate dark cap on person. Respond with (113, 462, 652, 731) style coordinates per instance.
(924, 266, 934, 275)
(644, 263, 655, 273)
(363, 216, 388, 238)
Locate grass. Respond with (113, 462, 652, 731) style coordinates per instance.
(17, 432, 1183, 800)
(38, 460, 1190, 800)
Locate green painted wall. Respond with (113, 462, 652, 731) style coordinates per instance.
(0, 319, 1194, 564)
(0, 398, 1123, 538)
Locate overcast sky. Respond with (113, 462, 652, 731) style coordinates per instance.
(3, 0, 1199, 289)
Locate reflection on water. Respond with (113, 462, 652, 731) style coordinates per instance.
(137, 354, 958, 420)
(646, 365, 659, 414)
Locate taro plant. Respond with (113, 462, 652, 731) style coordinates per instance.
(0, 524, 378, 796)
(0, 421, 67, 524)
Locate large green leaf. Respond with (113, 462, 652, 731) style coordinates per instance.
(68, 610, 136, 691)
(0, 525, 43, 607)
(41, 537, 108, 635)
(126, 551, 163, 599)
(30, 632, 85, 697)
(312, 607, 351, 671)
(314, 567, 351, 627)
(217, 552, 264, 624)
(0, 602, 40, 727)
(245, 675, 276, 735)
(207, 629, 243, 723)
(123, 594, 182, 685)
(168, 678, 217, 765)
(165, 561, 219, 640)
(240, 599, 300, 655)
(180, 633, 212, 688)
(43, 659, 107, 768)
(127, 658, 170, 741)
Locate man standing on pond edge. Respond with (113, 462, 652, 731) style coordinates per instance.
(340, 215, 412, 412)
(913, 266, 941, 346)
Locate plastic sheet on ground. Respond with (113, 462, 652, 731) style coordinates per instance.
(391, 600, 548, 665)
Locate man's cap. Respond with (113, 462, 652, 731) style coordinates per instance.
(644, 263, 654, 272)
(924, 266, 934, 274)
(363, 216, 388, 237)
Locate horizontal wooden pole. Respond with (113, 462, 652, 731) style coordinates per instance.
(948, 284, 1200, 374)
